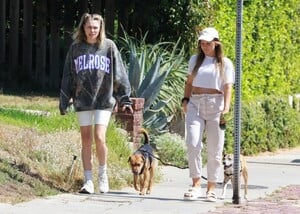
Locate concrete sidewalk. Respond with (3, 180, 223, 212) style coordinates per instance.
(0, 147, 299, 214)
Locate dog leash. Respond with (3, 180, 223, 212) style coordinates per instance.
(146, 150, 224, 184)
(138, 129, 222, 183)
(148, 153, 208, 181)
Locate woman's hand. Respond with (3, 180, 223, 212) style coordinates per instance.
(182, 100, 188, 114)
(221, 107, 230, 115)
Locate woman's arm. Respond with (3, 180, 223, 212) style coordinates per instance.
(182, 75, 194, 113)
(222, 83, 233, 114)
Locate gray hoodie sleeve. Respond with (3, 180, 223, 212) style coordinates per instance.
(59, 46, 74, 114)
(111, 42, 132, 106)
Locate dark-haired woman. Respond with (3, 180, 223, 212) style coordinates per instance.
(182, 27, 235, 202)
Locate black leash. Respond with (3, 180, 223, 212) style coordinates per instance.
(139, 130, 211, 182)
(148, 153, 208, 181)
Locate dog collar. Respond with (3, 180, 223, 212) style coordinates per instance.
(225, 172, 233, 176)
(224, 164, 232, 169)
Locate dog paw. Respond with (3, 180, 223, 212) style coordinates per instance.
(146, 190, 151, 194)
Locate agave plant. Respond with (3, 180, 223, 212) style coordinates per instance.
(119, 32, 187, 134)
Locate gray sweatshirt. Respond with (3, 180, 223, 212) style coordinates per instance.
(59, 38, 132, 113)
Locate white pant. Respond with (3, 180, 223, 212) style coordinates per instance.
(185, 94, 225, 182)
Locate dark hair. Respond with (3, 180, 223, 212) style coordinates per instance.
(191, 38, 225, 79)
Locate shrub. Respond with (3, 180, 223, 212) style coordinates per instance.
(119, 33, 187, 134)
(224, 95, 300, 156)
(153, 132, 188, 169)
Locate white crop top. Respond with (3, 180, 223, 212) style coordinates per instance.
(187, 55, 235, 92)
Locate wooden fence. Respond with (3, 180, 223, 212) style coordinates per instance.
(0, 0, 128, 92)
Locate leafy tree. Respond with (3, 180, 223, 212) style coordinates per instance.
(120, 0, 209, 54)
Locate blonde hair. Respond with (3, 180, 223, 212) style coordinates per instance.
(191, 39, 225, 79)
(73, 13, 106, 47)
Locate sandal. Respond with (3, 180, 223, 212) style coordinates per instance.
(183, 187, 202, 200)
(206, 191, 217, 202)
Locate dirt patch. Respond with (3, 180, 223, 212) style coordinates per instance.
(207, 185, 300, 214)
(0, 176, 37, 204)
(0, 124, 82, 203)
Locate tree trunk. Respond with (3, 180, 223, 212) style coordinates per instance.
(117, 0, 132, 38)
(0, 0, 6, 66)
(8, 0, 19, 87)
(105, 0, 115, 38)
(91, 0, 103, 15)
(23, 0, 33, 87)
(49, 0, 60, 90)
(35, 0, 47, 89)
(0, 0, 6, 87)
(78, 0, 89, 16)
(63, 0, 75, 60)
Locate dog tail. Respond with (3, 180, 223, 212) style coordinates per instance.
(140, 128, 150, 145)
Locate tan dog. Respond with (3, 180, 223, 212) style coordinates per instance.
(221, 153, 248, 200)
(128, 128, 157, 195)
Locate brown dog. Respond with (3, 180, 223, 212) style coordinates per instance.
(128, 128, 157, 195)
(221, 153, 248, 200)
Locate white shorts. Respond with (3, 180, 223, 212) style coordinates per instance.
(76, 110, 112, 126)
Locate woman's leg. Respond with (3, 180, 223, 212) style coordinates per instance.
(184, 98, 205, 199)
(80, 125, 93, 171)
(79, 125, 95, 193)
(94, 124, 108, 166)
(93, 110, 111, 193)
(205, 96, 225, 199)
(185, 99, 205, 187)
(206, 118, 224, 189)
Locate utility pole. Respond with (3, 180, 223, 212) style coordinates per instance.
(233, 0, 243, 205)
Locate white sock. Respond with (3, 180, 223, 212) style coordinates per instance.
(99, 165, 107, 176)
(84, 170, 93, 182)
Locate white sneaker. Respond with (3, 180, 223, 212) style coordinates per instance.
(99, 173, 109, 193)
(79, 180, 94, 194)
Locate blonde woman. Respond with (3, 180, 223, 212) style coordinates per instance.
(59, 13, 133, 194)
(182, 27, 235, 202)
